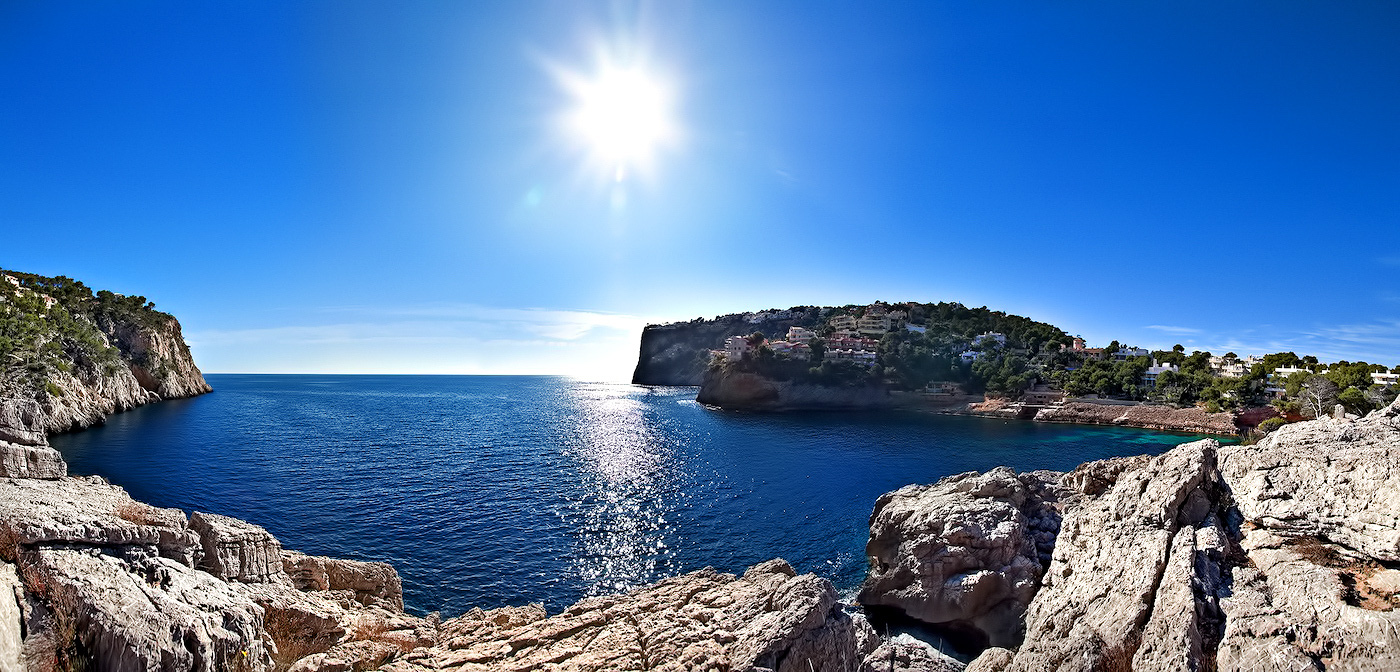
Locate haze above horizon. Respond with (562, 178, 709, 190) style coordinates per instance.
(3, 2, 1397, 381)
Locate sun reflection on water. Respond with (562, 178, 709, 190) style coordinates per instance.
(561, 384, 684, 596)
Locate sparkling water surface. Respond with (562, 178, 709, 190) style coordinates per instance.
(50, 374, 1208, 616)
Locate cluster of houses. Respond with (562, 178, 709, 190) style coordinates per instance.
(719, 304, 907, 368)
(716, 304, 1400, 402)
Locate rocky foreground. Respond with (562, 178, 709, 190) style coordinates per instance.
(862, 398, 1400, 671)
(1, 404, 1397, 670)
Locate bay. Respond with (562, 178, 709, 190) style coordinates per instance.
(50, 374, 1208, 616)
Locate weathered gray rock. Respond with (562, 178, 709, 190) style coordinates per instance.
(1001, 439, 1220, 671)
(30, 546, 273, 671)
(963, 647, 1011, 672)
(859, 634, 964, 672)
(0, 476, 200, 566)
(1219, 400, 1400, 562)
(189, 511, 287, 584)
(0, 561, 22, 672)
(382, 559, 877, 672)
(0, 400, 46, 448)
(859, 468, 1062, 648)
(0, 440, 66, 479)
(282, 551, 404, 611)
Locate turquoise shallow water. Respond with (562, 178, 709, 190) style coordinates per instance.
(49, 374, 1210, 616)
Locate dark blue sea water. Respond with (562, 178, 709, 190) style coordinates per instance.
(49, 374, 1206, 617)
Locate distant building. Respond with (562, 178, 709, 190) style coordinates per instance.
(857, 313, 892, 336)
(1142, 362, 1179, 389)
(923, 381, 960, 395)
(1112, 347, 1150, 361)
(1022, 384, 1066, 405)
(724, 336, 751, 361)
(787, 326, 816, 342)
(975, 332, 1007, 347)
(905, 324, 926, 334)
(1372, 372, 1399, 387)
(1209, 356, 1248, 378)
(960, 350, 982, 363)
(828, 314, 857, 331)
(827, 348, 877, 367)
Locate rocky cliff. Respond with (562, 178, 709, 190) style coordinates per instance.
(0, 269, 211, 447)
(633, 309, 826, 385)
(696, 368, 893, 411)
(860, 398, 1400, 671)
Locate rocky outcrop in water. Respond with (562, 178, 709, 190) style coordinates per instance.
(0, 270, 211, 445)
(861, 399, 1400, 671)
(697, 368, 892, 411)
(1032, 401, 1237, 436)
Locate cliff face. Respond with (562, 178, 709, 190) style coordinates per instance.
(632, 309, 824, 385)
(861, 398, 1400, 671)
(0, 269, 211, 447)
(697, 368, 892, 411)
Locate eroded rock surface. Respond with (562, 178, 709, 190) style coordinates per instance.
(190, 511, 288, 584)
(383, 559, 878, 672)
(0, 440, 66, 479)
(872, 399, 1400, 672)
(859, 468, 1062, 648)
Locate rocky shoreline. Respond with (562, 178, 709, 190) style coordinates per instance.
(939, 399, 1240, 437)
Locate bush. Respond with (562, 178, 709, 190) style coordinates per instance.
(1257, 417, 1288, 434)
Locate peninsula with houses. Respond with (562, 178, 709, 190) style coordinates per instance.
(635, 302, 1400, 436)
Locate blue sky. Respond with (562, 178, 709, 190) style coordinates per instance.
(2, 1, 1397, 379)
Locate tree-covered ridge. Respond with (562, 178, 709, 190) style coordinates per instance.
(705, 301, 1072, 392)
(692, 301, 1399, 419)
(0, 268, 175, 398)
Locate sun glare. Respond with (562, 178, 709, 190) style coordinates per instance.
(566, 65, 675, 178)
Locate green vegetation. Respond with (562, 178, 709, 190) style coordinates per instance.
(694, 303, 1398, 415)
(0, 268, 174, 398)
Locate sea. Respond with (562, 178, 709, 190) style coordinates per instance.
(49, 374, 1207, 617)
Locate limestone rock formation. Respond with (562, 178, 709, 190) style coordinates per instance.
(859, 634, 964, 672)
(867, 399, 1400, 671)
(0, 440, 66, 479)
(859, 468, 1062, 648)
(697, 369, 892, 411)
(383, 559, 878, 672)
(0, 269, 212, 448)
(282, 551, 404, 611)
(189, 512, 288, 584)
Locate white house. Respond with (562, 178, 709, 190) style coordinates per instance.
(787, 326, 816, 342)
(1142, 362, 1179, 389)
(724, 336, 751, 361)
(975, 332, 1007, 347)
(1373, 372, 1400, 387)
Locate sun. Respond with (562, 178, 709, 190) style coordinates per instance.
(565, 65, 676, 179)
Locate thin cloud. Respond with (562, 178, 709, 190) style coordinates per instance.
(1144, 325, 1202, 335)
(1380, 257, 1400, 267)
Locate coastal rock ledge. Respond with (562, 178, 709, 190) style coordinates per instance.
(861, 397, 1400, 671)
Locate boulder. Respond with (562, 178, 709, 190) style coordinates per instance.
(189, 511, 287, 584)
(859, 468, 1062, 648)
(382, 559, 878, 672)
(0, 440, 66, 479)
(859, 634, 963, 672)
(1000, 440, 1222, 671)
(282, 551, 404, 611)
